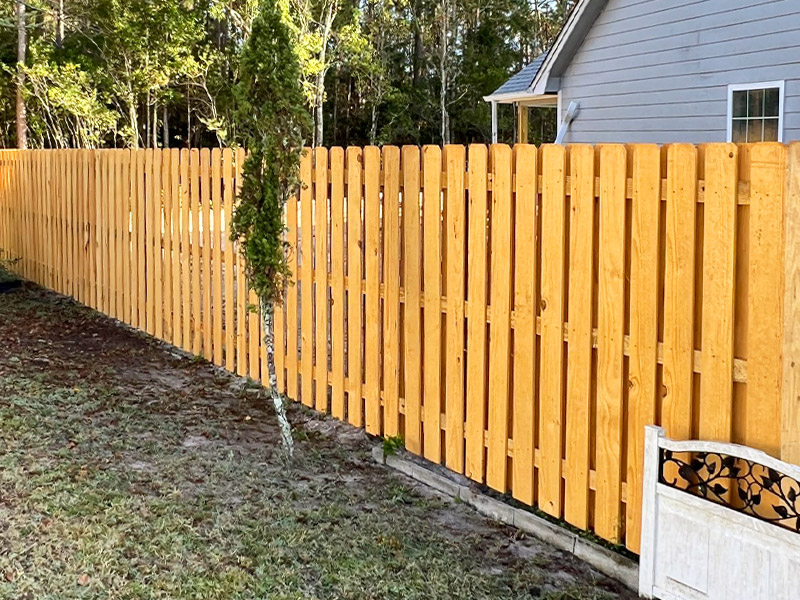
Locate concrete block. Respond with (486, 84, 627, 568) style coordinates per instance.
(410, 464, 464, 498)
(513, 509, 577, 554)
(573, 536, 638, 591)
(468, 492, 515, 525)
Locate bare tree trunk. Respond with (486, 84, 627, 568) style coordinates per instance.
(411, 0, 422, 89)
(152, 101, 158, 148)
(313, 1, 335, 148)
(261, 299, 294, 458)
(146, 90, 151, 148)
(128, 101, 139, 149)
(163, 104, 169, 148)
(332, 70, 339, 146)
(56, 0, 65, 48)
(15, 0, 27, 149)
(439, 0, 450, 145)
(370, 104, 378, 146)
(187, 84, 192, 148)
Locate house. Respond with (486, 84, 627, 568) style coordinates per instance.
(485, 0, 800, 145)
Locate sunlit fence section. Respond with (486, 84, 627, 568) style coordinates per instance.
(1, 142, 798, 555)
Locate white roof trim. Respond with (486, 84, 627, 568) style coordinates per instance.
(482, 91, 557, 105)
(528, 0, 595, 95)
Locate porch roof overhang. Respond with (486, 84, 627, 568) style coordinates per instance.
(482, 91, 558, 106)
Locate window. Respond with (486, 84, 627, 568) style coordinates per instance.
(727, 81, 784, 143)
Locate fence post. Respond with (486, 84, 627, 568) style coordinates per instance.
(782, 142, 800, 464)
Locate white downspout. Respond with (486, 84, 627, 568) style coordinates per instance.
(491, 101, 498, 144)
(555, 101, 580, 145)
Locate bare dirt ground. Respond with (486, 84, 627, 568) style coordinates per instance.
(0, 278, 637, 600)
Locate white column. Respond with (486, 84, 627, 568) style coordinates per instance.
(491, 101, 498, 144)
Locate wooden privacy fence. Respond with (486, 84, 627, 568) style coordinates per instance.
(1, 143, 800, 556)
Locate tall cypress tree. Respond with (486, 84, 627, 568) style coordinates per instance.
(231, 0, 311, 457)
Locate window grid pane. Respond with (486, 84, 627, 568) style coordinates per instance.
(731, 86, 781, 143)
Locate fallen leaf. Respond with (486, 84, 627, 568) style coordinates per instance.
(4, 569, 15, 582)
(78, 574, 90, 586)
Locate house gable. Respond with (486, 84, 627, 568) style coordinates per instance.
(543, 0, 800, 144)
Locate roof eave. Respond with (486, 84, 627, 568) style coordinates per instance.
(528, 0, 605, 95)
(483, 92, 557, 104)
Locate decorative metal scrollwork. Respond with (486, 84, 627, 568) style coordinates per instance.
(659, 448, 800, 533)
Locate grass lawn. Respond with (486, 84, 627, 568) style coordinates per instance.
(0, 279, 636, 600)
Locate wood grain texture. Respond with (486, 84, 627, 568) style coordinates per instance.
(662, 144, 698, 440)
(403, 146, 423, 454)
(745, 144, 785, 458)
(422, 145, 443, 462)
(445, 145, 466, 473)
(382, 146, 401, 437)
(200, 148, 212, 358)
(781, 143, 800, 463)
(595, 144, 627, 543)
(212, 148, 224, 365)
(330, 148, 346, 419)
(486, 144, 513, 491)
(564, 144, 595, 527)
(300, 150, 314, 406)
(314, 147, 329, 413)
(364, 146, 381, 433)
(190, 149, 202, 356)
(511, 144, 537, 504)
(625, 144, 661, 554)
(699, 144, 738, 442)
(180, 149, 190, 351)
(538, 144, 567, 517)
(346, 147, 363, 426)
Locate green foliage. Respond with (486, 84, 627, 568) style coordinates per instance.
(229, 0, 311, 304)
(382, 434, 404, 457)
(0, 0, 573, 148)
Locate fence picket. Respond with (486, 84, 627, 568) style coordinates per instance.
(511, 144, 537, 504)
(465, 145, 488, 482)
(422, 145, 443, 462)
(626, 144, 661, 554)
(595, 144, 627, 543)
(403, 146, 423, 455)
(539, 144, 567, 517)
(662, 144, 698, 440)
(180, 149, 191, 351)
(212, 148, 224, 365)
(382, 146, 401, 437)
(223, 149, 235, 374)
(171, 149, 181, 346)
(486, 144, 513, 491)
(301, 150, 314, 406)
(445, 145, 466, 473)
(347, 147, 363, 426)
(330, 148, 346, 418)
(191, 149, 202, 356)
(162, 150, 173, 338)
(314, 147, 330, 413)
(747, 143, 786, 456)
(364, 146, 381, 432)
(564, 144, 594, 527)
(699, 144, 738, 442)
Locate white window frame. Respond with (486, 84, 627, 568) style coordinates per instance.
(726, 80, 785, 143)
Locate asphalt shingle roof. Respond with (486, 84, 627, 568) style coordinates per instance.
(489, 54, 547, 97)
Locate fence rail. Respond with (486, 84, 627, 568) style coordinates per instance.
(1, 143, 799, 555)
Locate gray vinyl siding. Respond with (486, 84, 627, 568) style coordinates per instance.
(559, 0, 800, 144)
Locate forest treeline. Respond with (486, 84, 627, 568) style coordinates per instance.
(0, 0, 573, 149)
